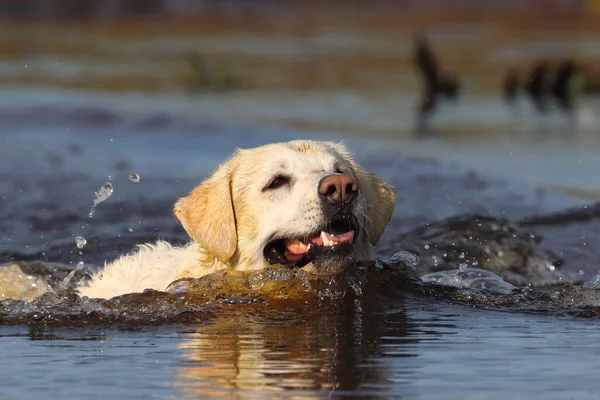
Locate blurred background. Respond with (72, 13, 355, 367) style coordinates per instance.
(1, 2, 598, 118)
(1, 0, 600, 197)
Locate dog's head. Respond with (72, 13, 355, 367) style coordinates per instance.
(174, 140, 395, 275)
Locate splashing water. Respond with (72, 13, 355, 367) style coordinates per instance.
(128, 172, 140, 183)
(75, 236, 87, 249)
(420, 268, 517, 295)
(88, 182, 113, 218)
(386, 251, 420, 268)
(59, 261, 88, 291)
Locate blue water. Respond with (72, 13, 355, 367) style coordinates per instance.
(3, 304, 600, 399)
(2, 89, 600, 399)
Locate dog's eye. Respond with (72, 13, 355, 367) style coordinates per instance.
(264, 175, 290, 190)
(335, 166, 343, 174)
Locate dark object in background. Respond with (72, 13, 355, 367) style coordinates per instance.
(439, 73, 460, 102)
(525, 61, 551, 113)
(503, 68, 519, 107)
(584, 71, 600, 95)
(414, 35, 438, 123)
(413, 35, 460, 131)
(551, 59, 581, 114)
(509, 60, 590, 115)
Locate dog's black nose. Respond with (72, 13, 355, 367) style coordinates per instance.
(319, 174, 358, 204)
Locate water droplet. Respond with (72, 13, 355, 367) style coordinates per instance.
(459, 252, 465, 259)
(424, 244, 430, 250)
(579, 269, 585, 276)
(75, 236, 87, 249)
(128, 227, 134, 232)
(99, 273, 104, 280)
(89, 182, 113, 218)
(347, 277, 362, 296)
(128, 172, 140, 183)
(59, 260, 88, 290)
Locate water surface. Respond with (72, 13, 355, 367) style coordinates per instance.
(2, 93, 600, 399)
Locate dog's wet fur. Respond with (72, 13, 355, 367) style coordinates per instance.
(78, 140, 396, 299)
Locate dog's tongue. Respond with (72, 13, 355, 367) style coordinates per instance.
(313, 231, 354, 247)
(285, 230, 355, 259)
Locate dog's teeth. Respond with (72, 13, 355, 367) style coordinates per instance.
(320, 231, 328, 246)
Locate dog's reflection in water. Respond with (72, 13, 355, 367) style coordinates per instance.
(175, 301, 418, 397)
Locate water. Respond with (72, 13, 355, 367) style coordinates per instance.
(88, 182, 114, 218)
(2, 90, 600, 398)
(420, 268, 517, 295)
(75, 236, 87, 249)
(128, 173, 140, 183)
(3, 296, 600, 399)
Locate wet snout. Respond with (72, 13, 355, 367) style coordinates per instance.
(318, 174, 358, 204)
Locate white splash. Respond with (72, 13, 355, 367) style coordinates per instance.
(75, 236, 87, 249)
(89, 182, 113, 218)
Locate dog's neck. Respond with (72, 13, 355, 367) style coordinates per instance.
(175, 242, 230, 280)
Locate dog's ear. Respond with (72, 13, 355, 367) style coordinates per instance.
(330, 141, 395, 247)
(357, 169, 396, 246)
(174, 163, 237, 262)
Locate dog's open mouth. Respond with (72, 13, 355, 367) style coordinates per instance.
(263, 218, 358, 268)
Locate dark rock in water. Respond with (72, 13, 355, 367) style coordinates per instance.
(395, 215, 565, 286)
